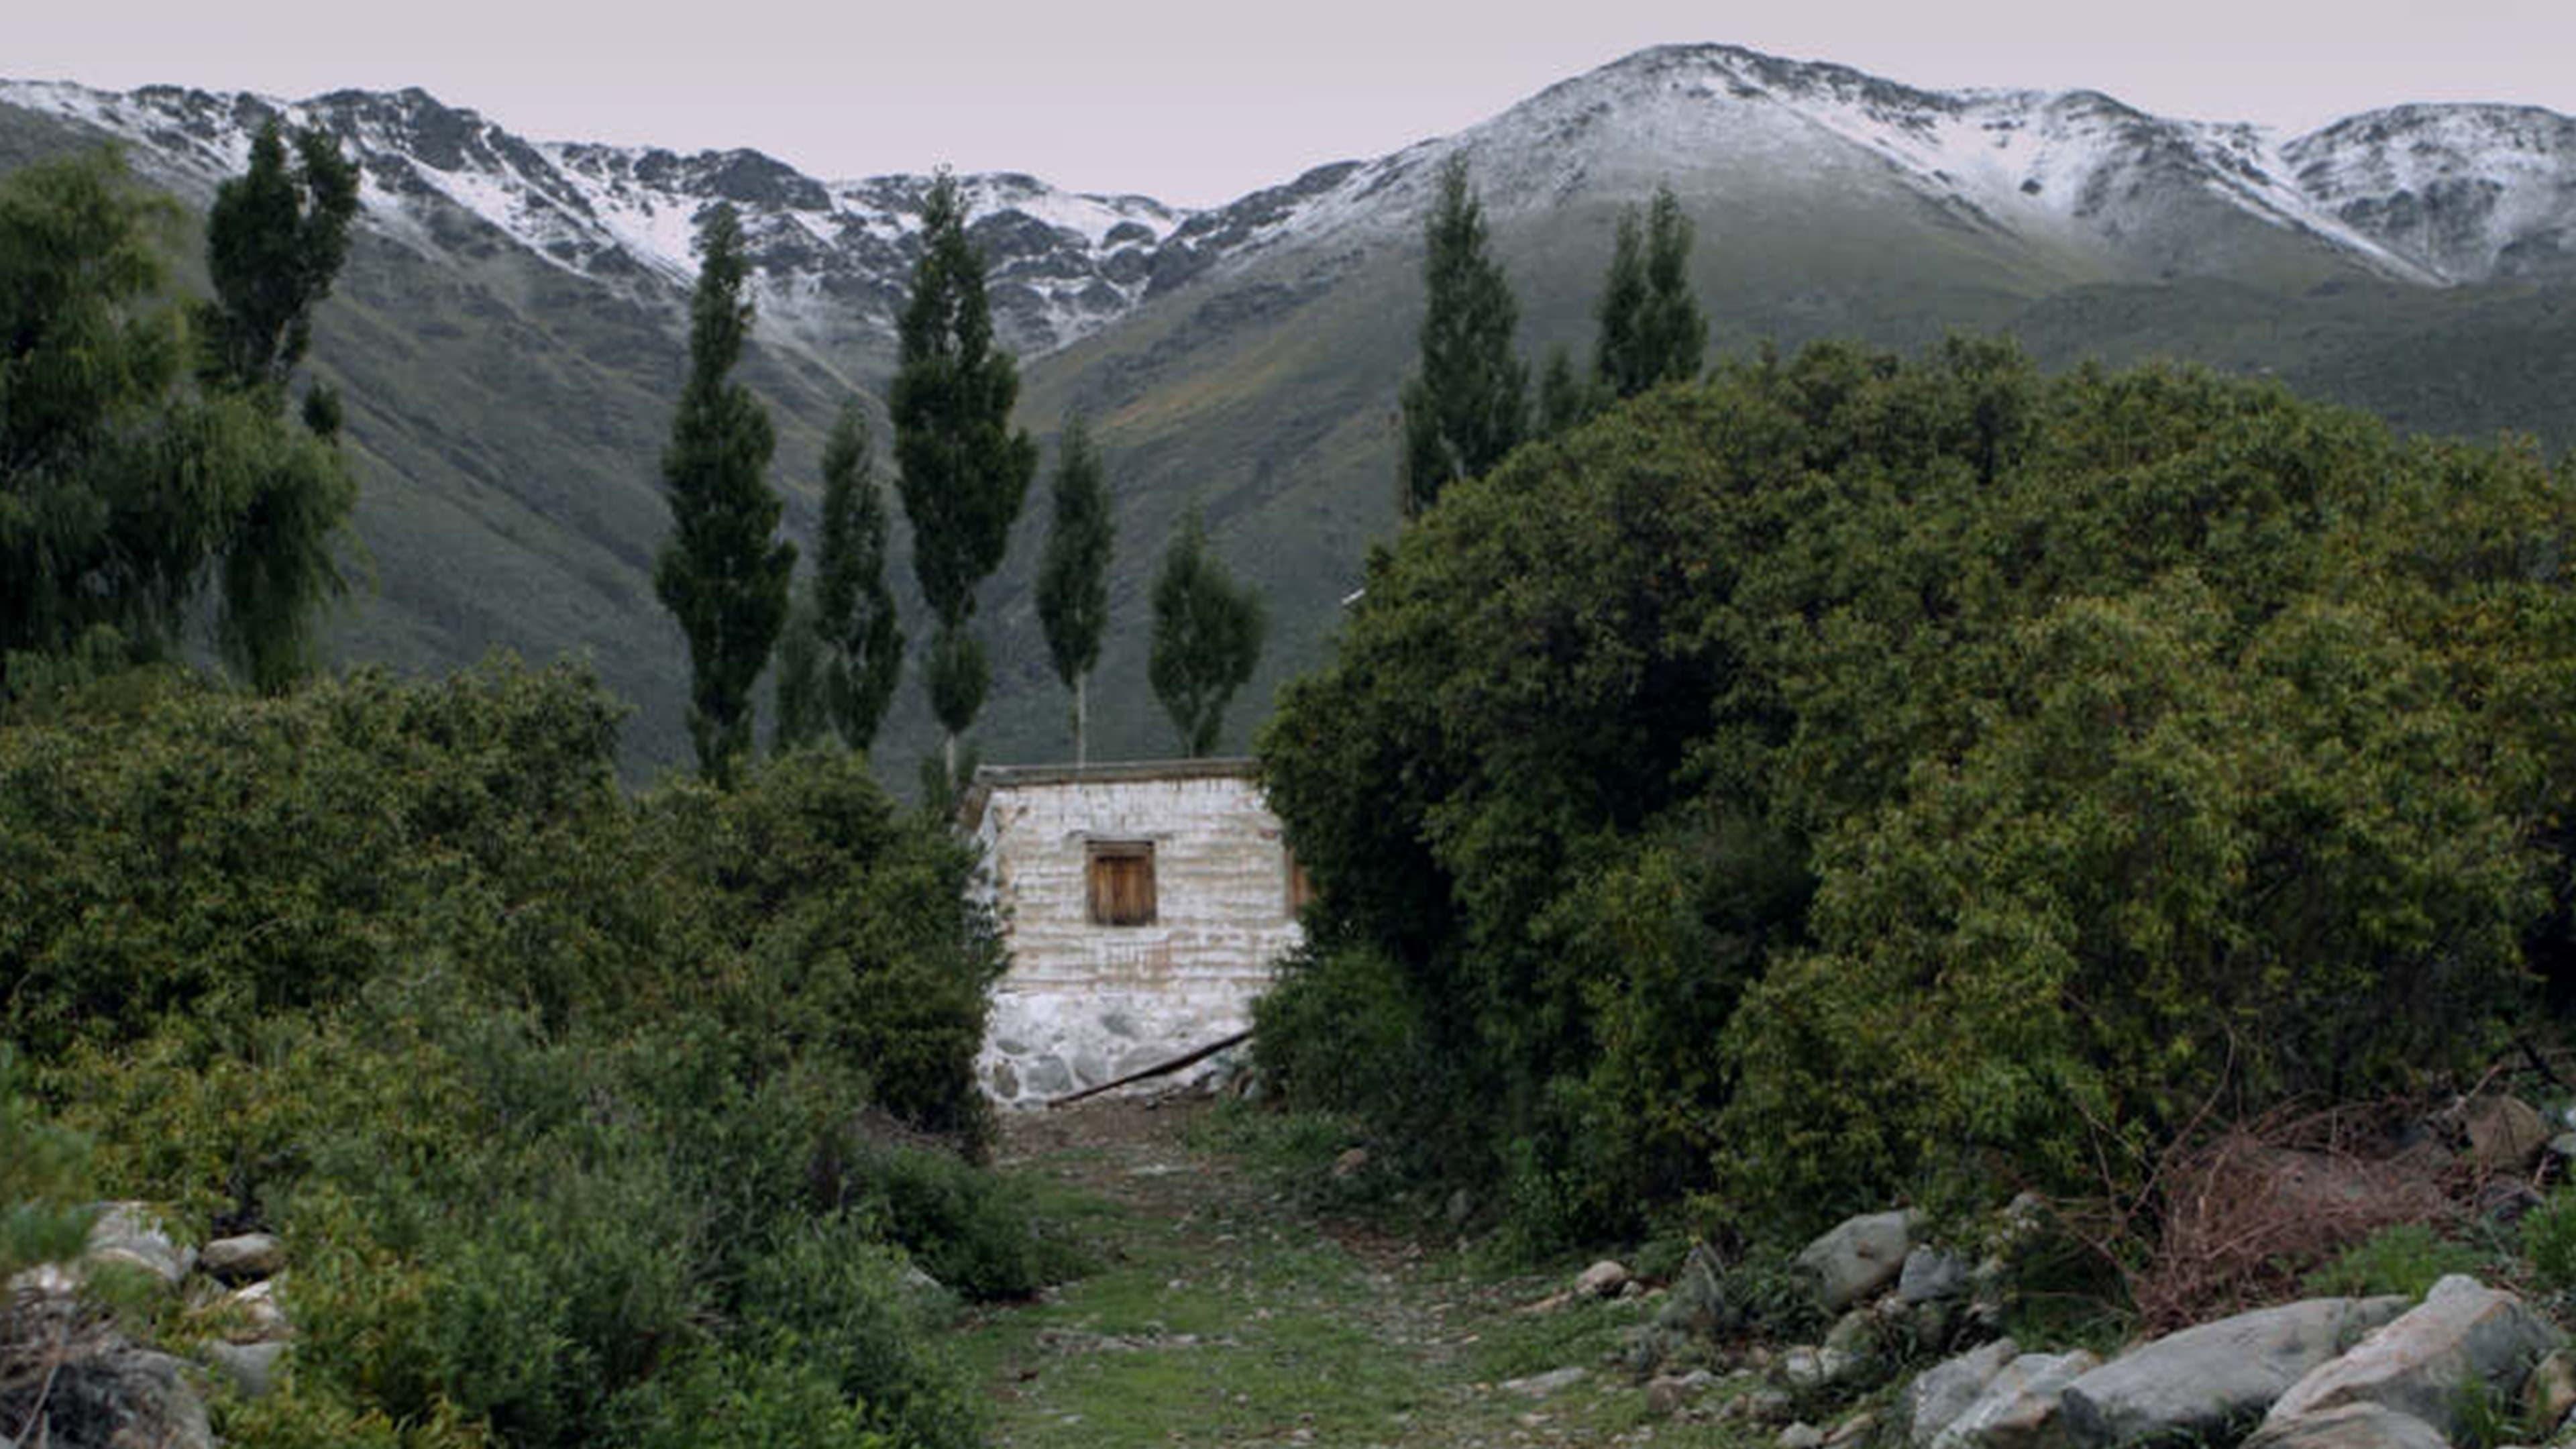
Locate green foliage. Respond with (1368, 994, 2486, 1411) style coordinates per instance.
(196, 120, 360, 394)
(771, 590, 827, 753)
(1037, 412, 1114, 762)
(1148, 506, 1266, 757)
(0, 1044, 94, 1281)
(1398, 154, 1527, 517)
(2, 663, 1043, 1447)
(1260, 338, 2576, 1244)
(2303, 1224, 2488, 1301)
(812, 404, 903, 753)
(2523, 1187, 2576, 1293)
(653, 203, 794, 785)
(1593, 184, 1706, 401)
(890, 171, 1037, 763)
(0, 148, 353, 699)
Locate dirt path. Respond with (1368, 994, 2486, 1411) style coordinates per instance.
(958, 1097, 1743, 1448)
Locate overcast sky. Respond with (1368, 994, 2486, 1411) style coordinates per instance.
(19, 1, 2576, 207)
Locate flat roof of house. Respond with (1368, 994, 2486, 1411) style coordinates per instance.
(959, 757, 1261, 830)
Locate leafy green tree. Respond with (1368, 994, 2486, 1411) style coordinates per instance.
(890, 172, 1036, 786)
(653, 204, 794, 786)
(1536, 343, 1600, 437)
(197, 119, 361, 398)
(0, 149, 351, 699)
(812, 404, 903, 751)
(1397, 154, 1526, 517)
(1036, 413, 1114, 764)
(1148, 507, 1265, 757)
(770, 592, 825, 753)
(1593, 184, 1705, 401)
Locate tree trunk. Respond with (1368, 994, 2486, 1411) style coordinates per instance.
(1074, 674, 1088, 767)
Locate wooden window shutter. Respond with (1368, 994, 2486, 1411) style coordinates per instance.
(1087, 841, 1157, 926)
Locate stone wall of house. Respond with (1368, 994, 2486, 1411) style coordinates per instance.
(970, 762, 1303, 1106)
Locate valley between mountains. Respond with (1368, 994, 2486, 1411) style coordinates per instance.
(3, 42, 2573, 775)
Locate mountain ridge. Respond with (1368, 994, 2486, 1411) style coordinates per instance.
(3, 44, 2573, 776)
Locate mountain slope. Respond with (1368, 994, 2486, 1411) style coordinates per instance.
(4, 44, 2572, 775)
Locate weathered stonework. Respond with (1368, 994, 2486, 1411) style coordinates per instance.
(965, 760, 1303, 1106)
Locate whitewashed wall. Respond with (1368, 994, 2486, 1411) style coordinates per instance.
(969, 763, 1303, 1106)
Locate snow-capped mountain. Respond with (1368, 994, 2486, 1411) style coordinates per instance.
(8, 43, 2571, 377)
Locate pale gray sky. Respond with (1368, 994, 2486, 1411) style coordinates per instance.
(19, 1, 2575, 207)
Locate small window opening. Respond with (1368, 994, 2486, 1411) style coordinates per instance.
(1087, 841, 1157, 926)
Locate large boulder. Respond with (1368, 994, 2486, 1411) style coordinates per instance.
(1909, 1338, 2021, 1448)
(2265, 1275, 2562, 1441)
(0, 1344, 213, 1449)
(196, 1233, 282, 1283)
(2240, 1402, 2449, 1449)
(2059, 1295, 2410, 1446)
(1932, 1350, 2099, 1449)
(1799, 1209, 1921, 1311)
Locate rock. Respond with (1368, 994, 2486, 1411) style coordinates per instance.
(1501, 1366, 1586, 1399)
(2549, 1131, 2576, 1163)
(2059, 1294, 2410, 1446)
(2241, 1402, 2449, 1449)
(1330, 1146, 1370, 1179)
(2479, 1177, 2546, 1224)
(11, 1344, 214, 1449)
(1901, 1246, 1973, 1304)
(83, 1202, 193, 1290)
(1829, 1411, 1880, 1446)
(2265, 1275, 2563, 1441)
(1576, 1259, 1631, 1298)
(1780, 1346, 1857, 1390)
(1931, 1350, 2099, 1449)
(1780, 1424, 1827, 1449)
(2465, 1095, 2551, 1171)
(220, 1278, 291, 1341)
(1744, 1389, 1795, 1424)
(1798, 1209, 1921, 1311)
(1909, 1338, 2021, 1448)
(1658, 1244, 1733, 1338)
(196, 1232, 282, 1283)
(1825, 1307, 1876, 1356)
(202, 1340, 286, 1400)
(1645, 1368, 1716, 1415)
(1444, 1188, 1475, 1226)
(2524, 1347, 2576, 1431)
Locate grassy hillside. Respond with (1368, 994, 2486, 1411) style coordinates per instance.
(8, 97, 2569, 782)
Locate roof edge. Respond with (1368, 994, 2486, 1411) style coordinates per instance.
(959, 757, 1263, 830)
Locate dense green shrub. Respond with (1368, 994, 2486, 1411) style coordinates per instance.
(2, 660, 1053, 1447)
(1260, 339, 2576, 1242)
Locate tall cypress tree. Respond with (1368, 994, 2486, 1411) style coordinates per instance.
(1397, 154, 1526, 518)
(653, 203, 794, 786)
(1036, 413, 1114, 765)
(1148, 506, 1265, 758)
(890, 172, 1036, 786)
(812, 402, 902, 752)
(197, 118, 363, 694)
(1593, 183, 1705, 402)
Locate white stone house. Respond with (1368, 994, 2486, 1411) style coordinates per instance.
(963, 759, 1307, 1106)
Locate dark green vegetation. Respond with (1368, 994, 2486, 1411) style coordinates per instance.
(0, 662, 1075, 1447)
(1148, 506, 1267, 759)
(892, 173, 1038, 786)
(0, 148, 354, 701)
(1257, 339, 2576, 1249)
(654, 204, 794, 785)
(1036, 413, 1113, 765)
(1397, 156, 1529, 519)
(812, 406, 906, 754)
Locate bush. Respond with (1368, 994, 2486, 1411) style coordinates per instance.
(1259, 339, 2576, 1244)
(1, 662, 1030, 1447)
(2306, 1224, 2488, 1301)
(2522, 1188, 2576, 1293)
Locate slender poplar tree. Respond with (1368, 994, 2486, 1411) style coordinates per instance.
(653, 203, 794, 786)
(197, 118, 363, 693)
(812, 402, 903, 751)
(890, 172, 1036, 787)
(1036, 413, 1114, 765)
(1593, 183, 1705, 401)
(1397, 154, 1525, 518)
(1148, 506, 1265, 758)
